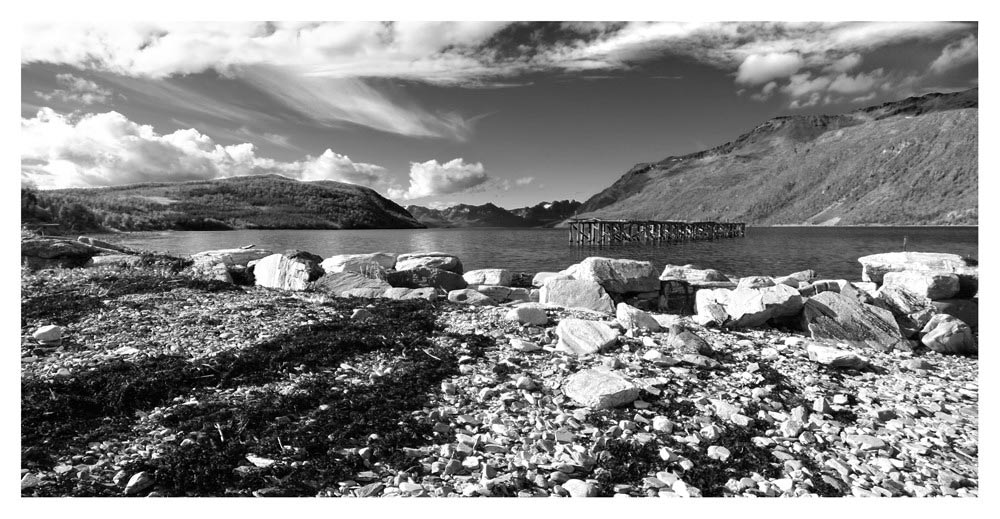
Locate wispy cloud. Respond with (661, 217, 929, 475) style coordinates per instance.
(34, 73, 114, 105)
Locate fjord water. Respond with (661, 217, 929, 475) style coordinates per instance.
(109, 226, 977, 281)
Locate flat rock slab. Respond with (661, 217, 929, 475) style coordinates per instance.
(320, 253, 396, 274)
(463, 269, 512, 286)
(660, 264, 730, 283)
(541, 279, 614, 313)
(806, 343, 870, 369)
(311, 271, 391, 296)
(803, 291, 908, 351)
(382, 287, 439, 301)
(563, 368, 640, 409)
(563, 257, 660, 293)
(858, 251, 973, 284)
(556, 319, 620, 355)
(882, 271, 960, 301)
(395, 252, 464, 274)
(191, 248, 273, 267)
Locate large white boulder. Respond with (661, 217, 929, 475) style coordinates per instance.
(319, 253, 396, 274)
(882, 271, 960, 301)
(254, 253, 320, 291)
(556, 319, 620, 355)
(540, 279, 614, 313)
(191, 248, 273, 267)
(660, 264, 730, 283)
(33, 324, 64, 344)
(504, 303, 549, 326)
(532, 272, 567, 287)
(463, 269, 513, 286)
(562, 368, 640, 409)
(695, 285, 803, 328)
(858, 252, 973, 284)
(806, 343, 870, 369)
(561, 257, 659, 293)
(395, 252, 464, 274)
(920, 314, 976, 354)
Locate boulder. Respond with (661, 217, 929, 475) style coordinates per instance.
(311, 271, 391, 296)
(562, 257, 660, 293)
(615, 303, 662, 332)
(463, 269, 513, 286)
(931, 299, 978, 329)
(555, 319, 620, 355)
(386, 266, 467, 292)
(857, 252, 973, 284)
(447, 289, 494, 305)
(504, 303, 549, 326)
(806, 343, 870, 369)
(254, 253, 325, 291)
(22, 238, 99, 269)
(540, 279, 614, 313)
(476, 285, 530, 304)
(562, 368, 640, 409)
(802, 291, 908, 351)
(874, 284, 934, 316)
(665, 325, 714, 356)
(33, 324, 64, 344)
(395, 252, 464, 274)
(920, 315, 976, 354)
(660, 264, 730, 283)
(382, 287, 439, 301)
(798, 279, 852, 298)
(319, 253, 396, 274)
(774, 270, 816, 287)
(882, 271, 960, 301)
(191, 248, 273, 267)
(696, 285, 803, 328)
(87, 254, 143, 267)
(532, 272, 567, 287)
(737, 276, 775, 289)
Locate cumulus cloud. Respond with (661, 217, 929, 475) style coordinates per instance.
(34, 73, 113, 105)
(826, 53, 863, 73)
(21, 108, 391, 190)
(781, 73, 832, 99)
(828, 69, 885, 95)
(929, 35, 978, 74)
(735, 53, 803, 85)
(389, 158, 490, 200)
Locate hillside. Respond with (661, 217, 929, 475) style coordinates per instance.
(21, 175, 425, 232)
(407, 200, 582, 228)
(575, 89, 978, 226)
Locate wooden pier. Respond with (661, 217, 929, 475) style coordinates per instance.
(568, 219, 746, 246)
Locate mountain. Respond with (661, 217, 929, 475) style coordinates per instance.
(510, 200, 583, 227)
(406, 203, 529, 227)
(22, 174, 425, 232)
(574, 89, 978, 226)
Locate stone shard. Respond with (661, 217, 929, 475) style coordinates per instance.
(395, 252, 464, 274)
(562, 257, 660, 293)
(385, 266, 467, 291)
(563, 368, 640, 409)
(615, 303, 662, 332)
(802, 291, 908, 351)
(319, 253, 396, 274)
(556, 319, 620, 355)
(805, 343, 870, 369)
(882, 271, 960, 301)
(920, 314, 976, 354)
(540, 279, 614, 313)
(312, 271, 392, 296)
(463, 269, 513, 286)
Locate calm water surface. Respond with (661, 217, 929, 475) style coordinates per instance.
(105, 226, 978, 281)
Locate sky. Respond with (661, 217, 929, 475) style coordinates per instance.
(20, 20, 979, 209)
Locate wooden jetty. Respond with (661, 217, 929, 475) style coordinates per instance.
(568, 219, 746, 246)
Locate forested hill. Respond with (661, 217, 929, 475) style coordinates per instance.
(574, 89, 978, 226)
(21, 175, 425, 233)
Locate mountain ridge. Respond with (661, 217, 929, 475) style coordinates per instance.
(406, 200, 582, 228)
(575, 88, 978, 226)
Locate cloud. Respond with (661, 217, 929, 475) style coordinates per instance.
(825, 53, 863, 73)
(735, 53, 803, 85)
(514, 176, 535, 187)
(389, 158, 490, 200)
(781, 73, 832, 99)
(34, 73, 113, 105)
(929, 35, 978, 74)
(828, 69, 885, 95)
(21, 107, 391, 190)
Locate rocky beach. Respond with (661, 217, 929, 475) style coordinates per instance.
(20, 234, 979, 498)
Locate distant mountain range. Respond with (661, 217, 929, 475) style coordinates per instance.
(574, 88, 978, 226)
(406, 200, 582, 228)
(22, 174, 424, 232)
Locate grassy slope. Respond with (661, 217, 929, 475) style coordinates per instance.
(575, 90, 978, 225)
